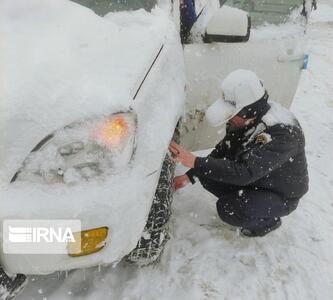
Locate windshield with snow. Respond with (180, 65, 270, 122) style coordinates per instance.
(71, 0, 157, 15)
(223, 0, 303, 26)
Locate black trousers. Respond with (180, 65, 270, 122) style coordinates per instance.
(198, 176, 299, 231)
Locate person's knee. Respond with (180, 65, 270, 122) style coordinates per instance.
(238, 190, 291, 219)
(285, 198, 300, 214)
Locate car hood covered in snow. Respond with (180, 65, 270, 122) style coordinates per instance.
(0, 0, 176, 183)
(0, 0, 185, 273)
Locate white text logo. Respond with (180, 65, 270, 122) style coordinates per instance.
(3, 220, 81, 254)
(8, 226, 75, 243)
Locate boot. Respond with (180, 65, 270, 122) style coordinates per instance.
(241, 218, 282, 237)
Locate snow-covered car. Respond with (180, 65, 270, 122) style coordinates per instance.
(0, 0, 186, 274)
(0, 0, 309, 275)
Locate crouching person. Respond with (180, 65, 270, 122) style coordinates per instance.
(170, 69, 308, 237)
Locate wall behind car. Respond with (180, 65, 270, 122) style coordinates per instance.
(224, 0, 303, 25)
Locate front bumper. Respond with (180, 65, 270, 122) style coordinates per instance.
(0, 162, 162, 275)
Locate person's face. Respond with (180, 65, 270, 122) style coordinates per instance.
(229, 115, 256, 129)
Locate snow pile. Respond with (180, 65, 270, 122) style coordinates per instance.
(205, 5, 249, 36)
(251, 22, 305, 41)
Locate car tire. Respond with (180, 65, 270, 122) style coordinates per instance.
(125, 127, 180, 266)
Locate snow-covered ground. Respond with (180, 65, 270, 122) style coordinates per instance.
(16, 2, 333, 300)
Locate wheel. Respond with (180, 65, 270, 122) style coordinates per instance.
(125, 127, 180, 266)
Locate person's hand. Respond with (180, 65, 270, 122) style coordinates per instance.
(168, 141, 196, 168)
(173, 174, 190, 191)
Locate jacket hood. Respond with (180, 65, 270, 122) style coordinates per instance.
(0, 0, 177, 183)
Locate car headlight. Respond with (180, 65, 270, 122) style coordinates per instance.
(16, 112, 137, 184)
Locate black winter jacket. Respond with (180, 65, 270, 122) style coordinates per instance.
(187, 102, 309, 200)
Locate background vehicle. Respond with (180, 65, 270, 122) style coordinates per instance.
(224, 0, 304, 26)
(0, 0, 308, 275)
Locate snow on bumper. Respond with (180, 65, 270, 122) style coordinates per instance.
(0, 161, 162, 275)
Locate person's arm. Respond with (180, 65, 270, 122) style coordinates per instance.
(192, 127, 299, 186)
(185, 139, 227, 184)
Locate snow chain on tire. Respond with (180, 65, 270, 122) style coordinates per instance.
(125, 126, 180, 266)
